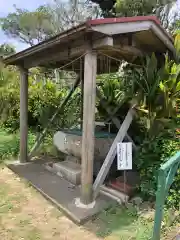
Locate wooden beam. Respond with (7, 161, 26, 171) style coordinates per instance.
(96, 87, 137, 150)
(19, 66, 28, 163)
(24, 36, 114, 68)
(113, 35, 144, 57)
(93, 108, 135, 199)
(93, 36, 113, 49)
(81, 47, 97, 204)
(24, 45, 85, 68)
(113, 45, 143, 57)
(24, 36, 113, 68)
(29, 76, 80, 159)
(3, 25, 87, 66)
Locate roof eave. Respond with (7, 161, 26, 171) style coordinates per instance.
(3, 23, 89, 66)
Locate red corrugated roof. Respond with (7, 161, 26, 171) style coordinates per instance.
(86, 16, 173, 43)
(87, 16, 161, 26)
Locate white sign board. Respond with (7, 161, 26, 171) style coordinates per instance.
(117, 142, 132, 170)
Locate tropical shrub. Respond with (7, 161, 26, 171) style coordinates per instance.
(121, 54, 180, 137)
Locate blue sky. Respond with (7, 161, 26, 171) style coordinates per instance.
(0, 0, 50, 51)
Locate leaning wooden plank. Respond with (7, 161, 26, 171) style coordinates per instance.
(108, 112, 137, 150)
(93, 108, 135, 199)
(29, 76, 80, 159)
(96, 87, 137, 150)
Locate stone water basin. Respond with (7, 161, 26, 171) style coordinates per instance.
(53, 129, 115, 163)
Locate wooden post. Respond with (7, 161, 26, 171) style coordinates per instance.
(81, 48, 97, 204)
(19, 66, 28, 163)
(80, 78, 84, 130)
(80, 58, 84, 130)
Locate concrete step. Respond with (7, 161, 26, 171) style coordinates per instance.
(53, 160, 81, 185)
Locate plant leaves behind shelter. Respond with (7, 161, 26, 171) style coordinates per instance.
(122, 53, 180, 137)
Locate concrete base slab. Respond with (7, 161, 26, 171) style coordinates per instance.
(7, 160, 114, 224)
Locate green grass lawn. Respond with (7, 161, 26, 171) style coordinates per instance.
(0, 129, 20, 161)
(86, 204, 154, 240)
(0, 128, 57, 162)
(89, 202, 179, 240)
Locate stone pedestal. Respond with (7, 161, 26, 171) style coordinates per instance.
(53, 160, 81, 185)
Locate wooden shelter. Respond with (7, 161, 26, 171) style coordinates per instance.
(4, 16, 175, 206)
